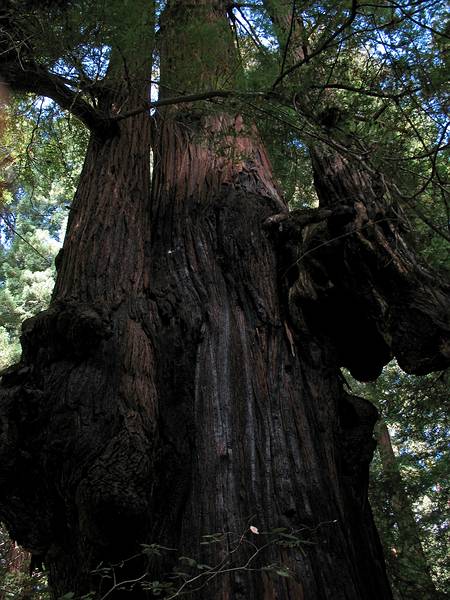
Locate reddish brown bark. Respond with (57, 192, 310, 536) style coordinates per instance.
(0, 96, 157, 597)
(0, 4, 157, 593)
(146, 94, 391, 598)
(0, 1, 448, 599)
(139, 2, 392, 597)
(0, 108, 392, 599)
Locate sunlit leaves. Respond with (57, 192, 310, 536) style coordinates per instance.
(348, 362, 450, 596)
(0, 95, 86, 370)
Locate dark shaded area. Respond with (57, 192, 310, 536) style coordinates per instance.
(271, 148, 450, 382)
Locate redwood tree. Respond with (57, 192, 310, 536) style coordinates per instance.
(0, 1, 449, 599)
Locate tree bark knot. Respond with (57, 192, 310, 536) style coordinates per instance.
(20, 301, 113, 363)
(264, 202, 450, 381)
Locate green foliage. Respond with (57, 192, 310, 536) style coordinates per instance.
(74, 525, 322, 598)
(347, 363, 450, 597)
(4, 0, 154, 83)
(229, 0, 449, 232)
(0, 96, 87, 370)
(0, 232, 56, 369)
(0, 524, 49, 599)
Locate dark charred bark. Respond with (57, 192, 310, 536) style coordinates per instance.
(0, 100, 156, 596)
(285, 148, 450, 381)
(144, 100, 391, 597)
(1, 107, 393, 598)
(135, 2, 392, 597)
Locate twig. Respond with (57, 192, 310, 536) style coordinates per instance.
(0, 215, 53, 266)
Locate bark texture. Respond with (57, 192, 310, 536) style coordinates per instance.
(0, 2, 157, 595)
(0, 102, 156, 596)
(0, 1, 449, 599)
(287, 148, 450, 381)
(146, 95, 391, 599)
(1, 109, 392, 598)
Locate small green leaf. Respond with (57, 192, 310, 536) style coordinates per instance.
(274, 567, 292, 578)
(267, 527, 288, 534)
(179, 556, 197, 567)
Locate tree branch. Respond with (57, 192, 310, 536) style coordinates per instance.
(0, 61, 115, 136)
(310, 82, 419, 100)
(278, 0, 298, 79)
(112, 89, 271, 121)
(271, 0, 359, 89)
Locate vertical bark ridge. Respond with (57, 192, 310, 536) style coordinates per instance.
(4, 1, 444, 598)
(141, 1, 394, 598)
(147, 99, 391, 597)
(54, 105, 151, 304)
(0, 5, 159, 592)
(376, 421, 441, 599)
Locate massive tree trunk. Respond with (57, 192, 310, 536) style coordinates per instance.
(142, 3, 390, 598)
(0, 1, 448, 599)
(1, 97, 156, 598)
(0, 2, 157, 597)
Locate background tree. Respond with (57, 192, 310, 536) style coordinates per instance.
(359, 365, 450, 600)
(0, 1, 448, 599)
(0, 523, 49, 600)
(0, 93, 87, 368)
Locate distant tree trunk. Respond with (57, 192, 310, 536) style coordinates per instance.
(375, 421, 442, 600)
(0, 1, 449, 599)
(0, 529, 38, 600)
(0, 536, 29, 581)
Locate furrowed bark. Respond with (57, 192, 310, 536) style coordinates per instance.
(142, 1, 392, 598)
(147, 100, 391, 600)
(0, 102, 156, 598)
(0, 1, 156, 596)
(1, 1, 447, 598)
(263, 0, 450, 381)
